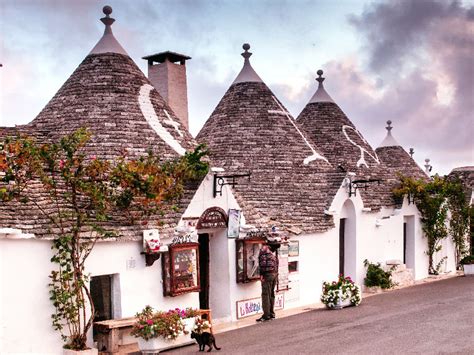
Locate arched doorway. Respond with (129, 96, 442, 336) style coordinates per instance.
(196, 207, 228, 311)
(339, 199, 357, 280)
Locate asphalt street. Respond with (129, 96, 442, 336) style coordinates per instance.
(163, 276, 474, 354)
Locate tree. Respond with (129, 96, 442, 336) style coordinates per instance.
(0, 128, 208, 350)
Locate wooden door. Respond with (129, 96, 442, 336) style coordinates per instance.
(339, 219, 346, 276)
(198, 234, 210, 309)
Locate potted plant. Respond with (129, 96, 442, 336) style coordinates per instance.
(169, 307, 200, 333)
(321, 274, 362, 309)
(460, 255, 474, 275)
(132, 306, 187, 352)
(192, 317, 212, 334)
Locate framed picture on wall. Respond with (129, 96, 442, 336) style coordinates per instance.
(227, 209, 241, 238)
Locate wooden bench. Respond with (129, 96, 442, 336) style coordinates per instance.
(94, 317, 136, 354)
(94, 309, 212, 354)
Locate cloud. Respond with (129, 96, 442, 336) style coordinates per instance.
(323, 0, 474, 175)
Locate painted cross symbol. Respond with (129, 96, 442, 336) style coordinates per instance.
(271, 96, 328, 165)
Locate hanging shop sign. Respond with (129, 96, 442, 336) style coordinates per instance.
(196, 207, 228, 229)
(236, 293, 284, 319)
(143, 229, 161, 253)
(227, 209, 241, 238)
(171, 233, 198, 245)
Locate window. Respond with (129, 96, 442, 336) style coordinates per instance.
(288, 261, 299, 273)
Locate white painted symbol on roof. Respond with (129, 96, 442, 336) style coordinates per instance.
(163, 109, 183, 137)
(341, 125, 380, 168)
(138, 84, 186, 156)
(267, 110, 287, 115)
(271, 96, 329, 165)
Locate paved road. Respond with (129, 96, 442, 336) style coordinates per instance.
(164, 276, 474, 354)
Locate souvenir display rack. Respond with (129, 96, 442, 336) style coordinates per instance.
(162, 242, 200, 296)
(235, 237, 266, 283)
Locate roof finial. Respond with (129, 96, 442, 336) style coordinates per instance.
(242, 43, 252, 61)
(89, 5, 127, 55)
(101, 5, 115, 31)
(377, 119, 400, 148)
(409, 148, 414, 158)
(308, 69, 334, 103)
(424, 158, 432, 174)
(232, 43, 262, 84)
(316, 69, 325, 85)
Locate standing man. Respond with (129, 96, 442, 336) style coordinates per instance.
(256, 240, 279, 322)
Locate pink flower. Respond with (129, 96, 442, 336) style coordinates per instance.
(59, 160, 65, 169)
(90, 155, 97, 160)
(146, 319, 153, 325)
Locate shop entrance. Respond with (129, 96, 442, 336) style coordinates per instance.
(198, 234, 210, 309)
(339, 218, 346, 276)
(340, 199, 357, 281)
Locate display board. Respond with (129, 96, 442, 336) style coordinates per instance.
(277, 244, 290, 291)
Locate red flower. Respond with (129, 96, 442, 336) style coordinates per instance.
(146, 319, 153, 325)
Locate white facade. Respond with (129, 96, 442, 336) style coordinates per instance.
(0, 172, 458, 354)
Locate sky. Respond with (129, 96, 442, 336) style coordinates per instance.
(0, 0, 473, 175)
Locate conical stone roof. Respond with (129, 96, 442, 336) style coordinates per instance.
(297, 70, 397, 210)
(375, 121, 427, 182)
(0, 7, 199, 239)
(27, 52, 195, 160)
(197, 45, 342, 234)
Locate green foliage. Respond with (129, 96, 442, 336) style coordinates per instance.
(363, 260, 395, 289)
(395, 176, 447, 275)
(393, 175, 470, 274)
(0, 129, 209, 350)
(460, 255, 474, 265)
(445, 177, 470, 268)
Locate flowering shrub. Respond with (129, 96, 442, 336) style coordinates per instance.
(321, 274, 361, 308)
(193, 317, 211, 334)
(166, 307, 198, 319)
(132, 306, 186, 340)
(170, 307, 200, 318)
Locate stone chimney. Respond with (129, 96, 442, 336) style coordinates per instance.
(143, 51, 191, 130)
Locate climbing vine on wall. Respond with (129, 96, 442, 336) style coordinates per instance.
(394, 175, 470, 274)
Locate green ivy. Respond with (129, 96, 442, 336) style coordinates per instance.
(393, 175, 470, 274)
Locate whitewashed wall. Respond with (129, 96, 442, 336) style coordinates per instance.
(328, 185, 457, 286)
(0, 173, 460, 353)
(0, 238, 62, 354)
(0, 236, 202, 354)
